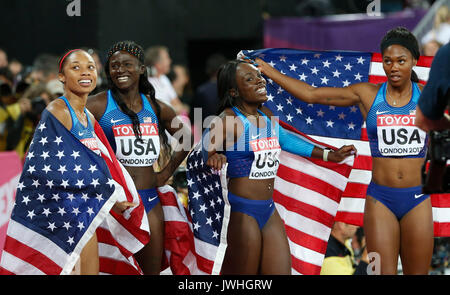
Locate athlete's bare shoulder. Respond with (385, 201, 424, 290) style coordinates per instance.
(86, 91, 108, 120)
(352, 82, 381, 98)
(46, 98, 72, 130)
(352, 82, 383, 112)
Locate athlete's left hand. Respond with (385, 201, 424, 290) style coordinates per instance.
(112, 201, 137, 215)
(328, 145, 357, 163)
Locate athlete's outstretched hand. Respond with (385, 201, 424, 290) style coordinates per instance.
(253, 57, 274, 75)
(112, 201, 137, 215)
(328, 145, 357, 163)
(206, 153, 227, 171)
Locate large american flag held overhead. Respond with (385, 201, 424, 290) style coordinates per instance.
(0, 110, 149, 275)
(238, 48, 450, 275)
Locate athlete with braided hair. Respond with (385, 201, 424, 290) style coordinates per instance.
(87, 41, 193, 274)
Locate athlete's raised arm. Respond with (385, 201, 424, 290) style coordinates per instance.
(255, 57, 370, 107)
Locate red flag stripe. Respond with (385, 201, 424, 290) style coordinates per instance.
(274, 190, 336, 228)
(2, 236, 62, 274)
(431, 194, 450, 208)
(352, 155, 372, 170)
(277, 164, 343, 203)
(96, 227, 133, 258)
(434, 223, 450, 237)
(335, 211, 364, 226)
(342, 183, 369, 199)
(290, 255, 322, 275)
(307, 158, 353, 177)
(360, 127, 369, 141)
(0, 267, 15, 275)
(159, 191, 181, 207)
(107, 211, 149, 246)
(99, 257, 141, 275)
(284, 224, 328, 255)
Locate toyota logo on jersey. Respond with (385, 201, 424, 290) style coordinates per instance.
(112, 123, 161, 167)
(376, 113, 426, 156)
(249, 137, 281, 179)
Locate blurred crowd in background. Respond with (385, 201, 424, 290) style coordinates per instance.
(0, 1, 449, 275)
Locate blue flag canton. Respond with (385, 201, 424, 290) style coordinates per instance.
(186, 148, 224, 246)
(12, 112, 115, 254)
(243, 49, 370, 140)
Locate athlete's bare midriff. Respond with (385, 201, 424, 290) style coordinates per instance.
(371, 156, 425, 188)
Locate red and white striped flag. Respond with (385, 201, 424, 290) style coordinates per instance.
(334, 53, 450, 238)
(241, 48, 449, 275)
(160, 145, 230, 275)
(0, 111, 149, 275)
(93, 121, 150, 275)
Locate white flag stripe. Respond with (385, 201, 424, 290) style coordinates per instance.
(0, 251, 45, 275)
(279, 152, 349, 191)
(94, 133, 113, 162)
(193, 236, 219, 261)
(433, 207, 450, 223)
(275, 202, 331, 242)
(370, 61, 430, 80)
(275, 177, 340, 216)
(163, 206, 190, 223)
(98, 242, 137, 266)
(96, 131, 148, 232)
(6, 220, 68, 268)
(182, 250, 209, 275)
(288, 239, 324, 267)
(99, 213, 145, 254)
(337, 197, 366, 213)
(348, 169, 372, 184)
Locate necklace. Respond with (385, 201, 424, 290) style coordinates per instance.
(386, 82, 412, 106)
(237, 106, 260, 119)
(74, 110, 88, 126)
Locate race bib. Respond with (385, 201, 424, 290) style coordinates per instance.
(377, 113, 426, 156)
(113, 123, 161, 167)
(249, 137, 281, 179)
(80, 137, 100, 155)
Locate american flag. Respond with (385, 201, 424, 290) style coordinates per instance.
(161, 144, 230, 275)
(238, 48, 450, 274)
(0, 110, 149, 275)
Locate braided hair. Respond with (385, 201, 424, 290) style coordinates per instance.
(105, 41, 170, 151)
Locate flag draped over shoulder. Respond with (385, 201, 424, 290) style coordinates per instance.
(0, 110, 149, 275)
(161, 144, 230, 275)
(239, 48, 449, 274)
